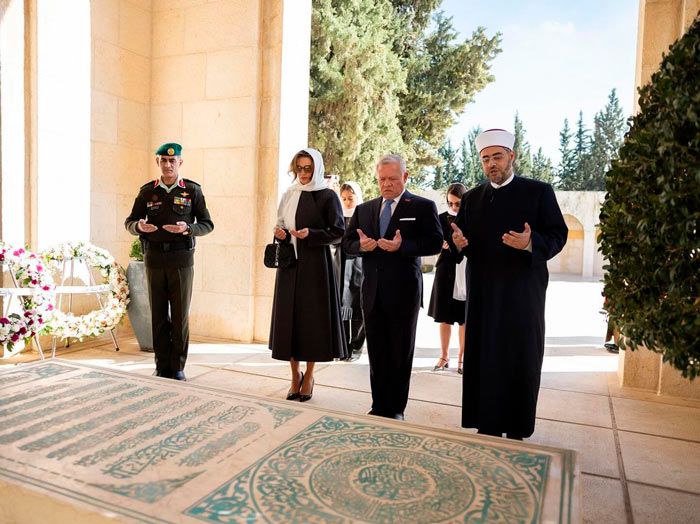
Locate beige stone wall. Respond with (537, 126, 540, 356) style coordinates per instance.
(85, 0, 297, 342)
(635, 0, 700, 108)
(91, 0, 153, 268)
(548, 214, 584, 275)
(149, 0, 262, 340)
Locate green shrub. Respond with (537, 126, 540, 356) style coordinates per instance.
(129, 238, 143, 261)
(599, 16, 700, 379)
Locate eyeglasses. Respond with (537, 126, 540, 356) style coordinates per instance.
(480, 153, 506, 164)
(447, 201, 461, 208)
(294, 165, 313, 174)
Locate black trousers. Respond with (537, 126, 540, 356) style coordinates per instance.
(364, 294, 419, 416)
(145, 265, 194, 373)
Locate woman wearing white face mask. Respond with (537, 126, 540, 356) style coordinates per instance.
(339, 182, 365, 361)
(269, 149, 348, 402)
(427, 182, 468, 374)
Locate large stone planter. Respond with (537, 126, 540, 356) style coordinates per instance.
(126, 261, 153, 352)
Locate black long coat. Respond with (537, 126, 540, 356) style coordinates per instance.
(269, 189, 347, 362)
(455, 177, 567, 437)
(427, 212, 466, 325)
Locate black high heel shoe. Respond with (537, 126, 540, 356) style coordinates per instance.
(286, 372, 303, 401)
(299, 376, 314, 402)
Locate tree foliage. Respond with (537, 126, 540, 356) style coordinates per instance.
(599, 17, 700, 379)
(309, 0, 405, 194)
(397, 11, 501, 179)
(557, 118, 577, 189)
(309, 0, 501, 195)
(513, 112, 533, 176)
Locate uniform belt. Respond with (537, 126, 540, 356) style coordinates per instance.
(143, 239, 193, 252)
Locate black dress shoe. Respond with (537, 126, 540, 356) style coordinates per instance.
(605, 343, 620, 354)
(391, 413, 405, 421)
(173, 370, 187, 381)
(299, 377, 314, 402)
(286, 372, 303, 401)
(366, 409, 380, 416)
(153, 369, 172, 378)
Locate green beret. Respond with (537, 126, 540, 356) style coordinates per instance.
(155, 142, 182, 156)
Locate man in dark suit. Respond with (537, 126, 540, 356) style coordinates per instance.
(343, 154, 443, 420)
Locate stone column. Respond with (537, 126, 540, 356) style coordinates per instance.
(254, 0, 312, 341)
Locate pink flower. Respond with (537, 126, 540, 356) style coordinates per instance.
(0, 318, 8, 325)
(10, 334, 19, 342)
(47, 304, 54, 311)
(19, 327, 27, 335)
(31, 279, 38, 285)
(36, 264, 43, 271)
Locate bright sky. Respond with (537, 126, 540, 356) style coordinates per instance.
(441, 0, 639, 163)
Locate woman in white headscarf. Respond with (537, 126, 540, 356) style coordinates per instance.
(269, 148, 347, 402)
(338, 182, 366, 361)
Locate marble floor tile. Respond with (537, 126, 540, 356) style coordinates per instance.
(311, 359, 372, 393)
(618, 431, 700, 493)
(408, 369, 462, 406)
(628, 482, 700, 524)
(581, 474, 627, 524)
(292, 383, 373, 416)
(227, 353, 332, 380)
(540, 371, 612, 396)
(188, 368, 289, 398)
(529, 419, 619, 477)
(537, 388, 612, 428)
(612, 397, 700, 441)
(406, 398, 464, 431)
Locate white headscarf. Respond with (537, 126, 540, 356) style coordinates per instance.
(341, 181, 364, 218)
(276, 148, 327, 253)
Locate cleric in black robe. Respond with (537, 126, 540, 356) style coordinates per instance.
(269, 148, 347, 402)
(451, 129, 568, 439)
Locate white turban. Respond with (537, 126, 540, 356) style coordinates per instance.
(475, 129, 515, 152)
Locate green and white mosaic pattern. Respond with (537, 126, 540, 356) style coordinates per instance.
(0, 361, 578, 523)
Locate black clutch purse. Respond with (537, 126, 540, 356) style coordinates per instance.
(264, 237, 296, 268)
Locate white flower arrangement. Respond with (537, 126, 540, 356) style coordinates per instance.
(0, 242, 55, 350)
(42, 241, 129, 340)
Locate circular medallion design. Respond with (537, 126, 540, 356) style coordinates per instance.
(354, 463, 430, 501)
(311, 448, 474, 523)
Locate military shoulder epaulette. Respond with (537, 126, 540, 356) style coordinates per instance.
(140, 180, 157, 191)
(182, 178, 201, 187)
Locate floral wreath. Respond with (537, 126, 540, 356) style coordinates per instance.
(42, 241, 129, 340)
(0, 243, 55, 351)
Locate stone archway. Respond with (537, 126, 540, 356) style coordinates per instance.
(548, 214, 584, 275)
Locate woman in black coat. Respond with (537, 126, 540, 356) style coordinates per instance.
(427, 183, 468, 374)
(269, 148, 347, 401)
(339, 182, 365, 361)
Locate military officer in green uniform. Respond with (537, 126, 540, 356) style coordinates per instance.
(125, 143, 214, 380)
